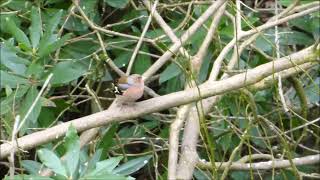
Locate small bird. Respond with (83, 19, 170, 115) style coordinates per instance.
(115, 74, 144, 104)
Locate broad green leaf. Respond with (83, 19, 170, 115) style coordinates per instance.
(5, 17, 31, 48)
(164, 75, 184, 93)
(64, 16, 88, 32)
(21, 160, 42, 175)
(231, 171, 250, 180)
(255, 28, 314, 53)
(249, 126, 267, 148)
(29, 6, 42, 48)
(37, 148, 67, 177)
(44, 9, 63, 35)
(19, 86, 42, 134)
(104, 0, 129, 8)
(40, 97, 56, 107)
(87, 156, 123, 176)
(0, 71, 29, 88)
(280, 0, 314, 6)
(305, 77, 320, 104)
(97, 124, 118, 156)
(38, 34, 58, 53)
(84, 174, 129, 180)
(132, 45, 152, 74)
(289, 16, 314, 34)
(5, 0, 32, 11)
(0, 45, 29, 75)
(63, 125, 80, 178)
(198, 53, 212, 83)
(38, 10, 62, 50)
(189, 27, 206, 54)
(114, 51, 131, 68)
(38, 107, 56, 127)
(0, 14, 20, 34)
(38, 33, 71, 58)
(0, 85, 29, 115)
(79, 0, 99, 21)
(117, 123, 151, 140)
(60, 40, 99, 59)
(217, 133, 232, 152)
(193, 169, 211, 180)
(159, 63, 182, 83)
(25, 62, 45, 78)
(50, 59, 88, 85)
(280, 30, 313, 46)
(113, 155, 152, 175)
(4, 175, 54, 180)
(86, 149, 103, 172)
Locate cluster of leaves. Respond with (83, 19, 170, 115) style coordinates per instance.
(0, 0, 319, 179)
(4, 126, 151, 180)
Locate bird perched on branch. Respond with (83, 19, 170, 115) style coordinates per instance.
(114, 74, 144, 105)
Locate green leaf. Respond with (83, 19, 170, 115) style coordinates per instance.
(0, 85, 29, 115)
(0, 45, 29, 75)
(231, 171, 250, 180)
(255, 28, 314, 53)
(85, 149, 103, 172)
(104, 0, 129, 8)
(60, 40, 100, 59)
(280, 0, 313, 6)
(5, 0, 32, 11)
(159, 63, 182, 83)
(84, 174, 129, 180)
(280, 30, 313, 46)
(193, 169, 211, 180)
(0, 71, 29, 88)
(29, 6, 42, 48)
(63, 125, 80, 177)
(304, 77, 320, 105)
(38, 10, 63, 50)
(114, 51, 131, 68)
(87, 156, 123, 176)
(21, 160, 42, 175)
(98, 124, 118, 156)
(132, 45, 152, 74)
(25, 62, 44, 78)
(79, 0, 100, 21)
(44, 9, 63, 35)
(249, 126, 267, 148)
(4, 175, 54, 180)
(113, 155, 152, 175)
(38, 33, 71, 58)
(19, 86, 42, 134)
(64, 16, 88, 32)
(38, 34, 57, 53)
(218, 133, 232, 152)
(37, 148, 67, 177)
(5, 17, 31, 48)
(38, 107, 56, 127)
(50, 59, 88, 85)
(198, 53, 212, 83)
(164, 76, 184, 93)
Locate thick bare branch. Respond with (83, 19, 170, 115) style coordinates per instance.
(198, 154, 320, 170)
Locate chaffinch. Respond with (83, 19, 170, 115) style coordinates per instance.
(115, 74, 144, 103)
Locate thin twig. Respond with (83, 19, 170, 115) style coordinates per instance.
(17, 73, 53, 131)
(126, 0, 159, 75)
